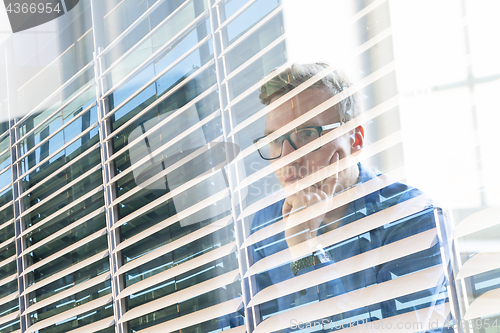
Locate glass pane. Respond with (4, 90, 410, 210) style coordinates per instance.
(151, 0, 206, 54)
(37, 303, 114, 333)
(0, 298, 19, 317)
(122, 221, 234, 287)
(103, 0, 205, 88)
(20, 107, 99, 175)
(20, 133, 100, 193)
(102, 0, 150, 49)
(19, 108, 58, 139)
(114, 92, 221, 200)
(223, 0, 248, 21)
(17, 83, 95, 141)
(156, 41, 214, 97)
(228, 40, 286, 98)
(27, 234, 108, 285)
(61, 85, 96, 123)
(0, 150, 10, 171)
(28, 257, 110, 305)
(148, 0, 185, 31)
(26, 214, 106, 264)
(114, 114, 222, 199)
(0, 241, 15, 262)
(0, 168, 11, 189)
(0, 206, 14, 227)
(27, 211, 106, 249)
(0, 261, 16, 281)
(22, 170, 103, 230)
(127, 304, 177, 332)
(17, 66, 95, 134)
(0, 134, 9, 153)
(225, 0, 280, 44)
(19, 113, 63, 156)
(108, 64, 156, 121)
(0, 123, 8, 137)
(20, 148, 101, 212)
(0, 187, 13, 208)
(0, 222, 15, 244)
(111, 63, 217, 155)
(226, 13, 284, 73)
(181, 317, 237, 333)
(30, 280, 111, 325)
(153, 18, 211, 77)
(0, 279, 18, 300)
(0, 319, 20, 333)
(127, 262, 240, 332)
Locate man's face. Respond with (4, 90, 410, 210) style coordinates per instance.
(264, 87, 361, 194)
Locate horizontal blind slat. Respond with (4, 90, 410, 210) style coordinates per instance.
(242, 165, 408, 251)
(20, 185, 104, 238)
(21, 228, 107, 277)
(16, 142, 100, 202)
(22, 250, 109, 297)
(105, 85, 217, 164)
(248, 228, 437, 307)
(24, 273, 111, 315)
(0, 254, 16, 270)
(66, 316, 114, 333)
(453, 206, 500, 239)
(118, 242, 236, 299)
(0, 273, 17, 287)
(120, 269, 239, 323)
(21, 207, 105, 256)
(112, 187, 230, 231)
(253, 266, 443, 333)
(237, 130, 402, 221)
(232, 95, 399, 192)
(0, 311, 20, 327)
(26, 295, 112, 333)
(15, 61, 94, 126)
(340, 302, 450, 333)
(463, 287, 500, 320)
(18, 165, 102, 218)
(139, 297, 242, 333)
(0, 292, 19, 307)
(114, 214, 232, 255)
(456, 252, 500, 279)
(110, 134, 223, 207)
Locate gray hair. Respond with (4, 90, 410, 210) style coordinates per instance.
(258, 62, 359, 123)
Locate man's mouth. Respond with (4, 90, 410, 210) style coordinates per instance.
(284, 175, 301, 184)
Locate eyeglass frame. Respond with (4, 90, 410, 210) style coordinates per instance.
(253, 122, 344, 160)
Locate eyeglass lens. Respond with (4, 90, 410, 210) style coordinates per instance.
(258, 128, 320, 159)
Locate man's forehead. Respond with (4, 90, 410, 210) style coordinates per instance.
(264, 87, 338, 133)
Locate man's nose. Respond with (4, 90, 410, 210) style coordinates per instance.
(281, 139, 297, 158)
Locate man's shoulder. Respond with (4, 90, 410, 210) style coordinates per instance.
(358, 164, 445, 246)
(358, 163, 435, 212)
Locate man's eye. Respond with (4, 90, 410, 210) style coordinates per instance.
(303, 130, 314, 137)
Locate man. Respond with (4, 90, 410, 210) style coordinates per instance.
(249, 63, 452, 331)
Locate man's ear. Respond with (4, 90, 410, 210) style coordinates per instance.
(350, 125, 364, 153)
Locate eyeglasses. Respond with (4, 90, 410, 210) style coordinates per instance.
(253, 122, 343, 160)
